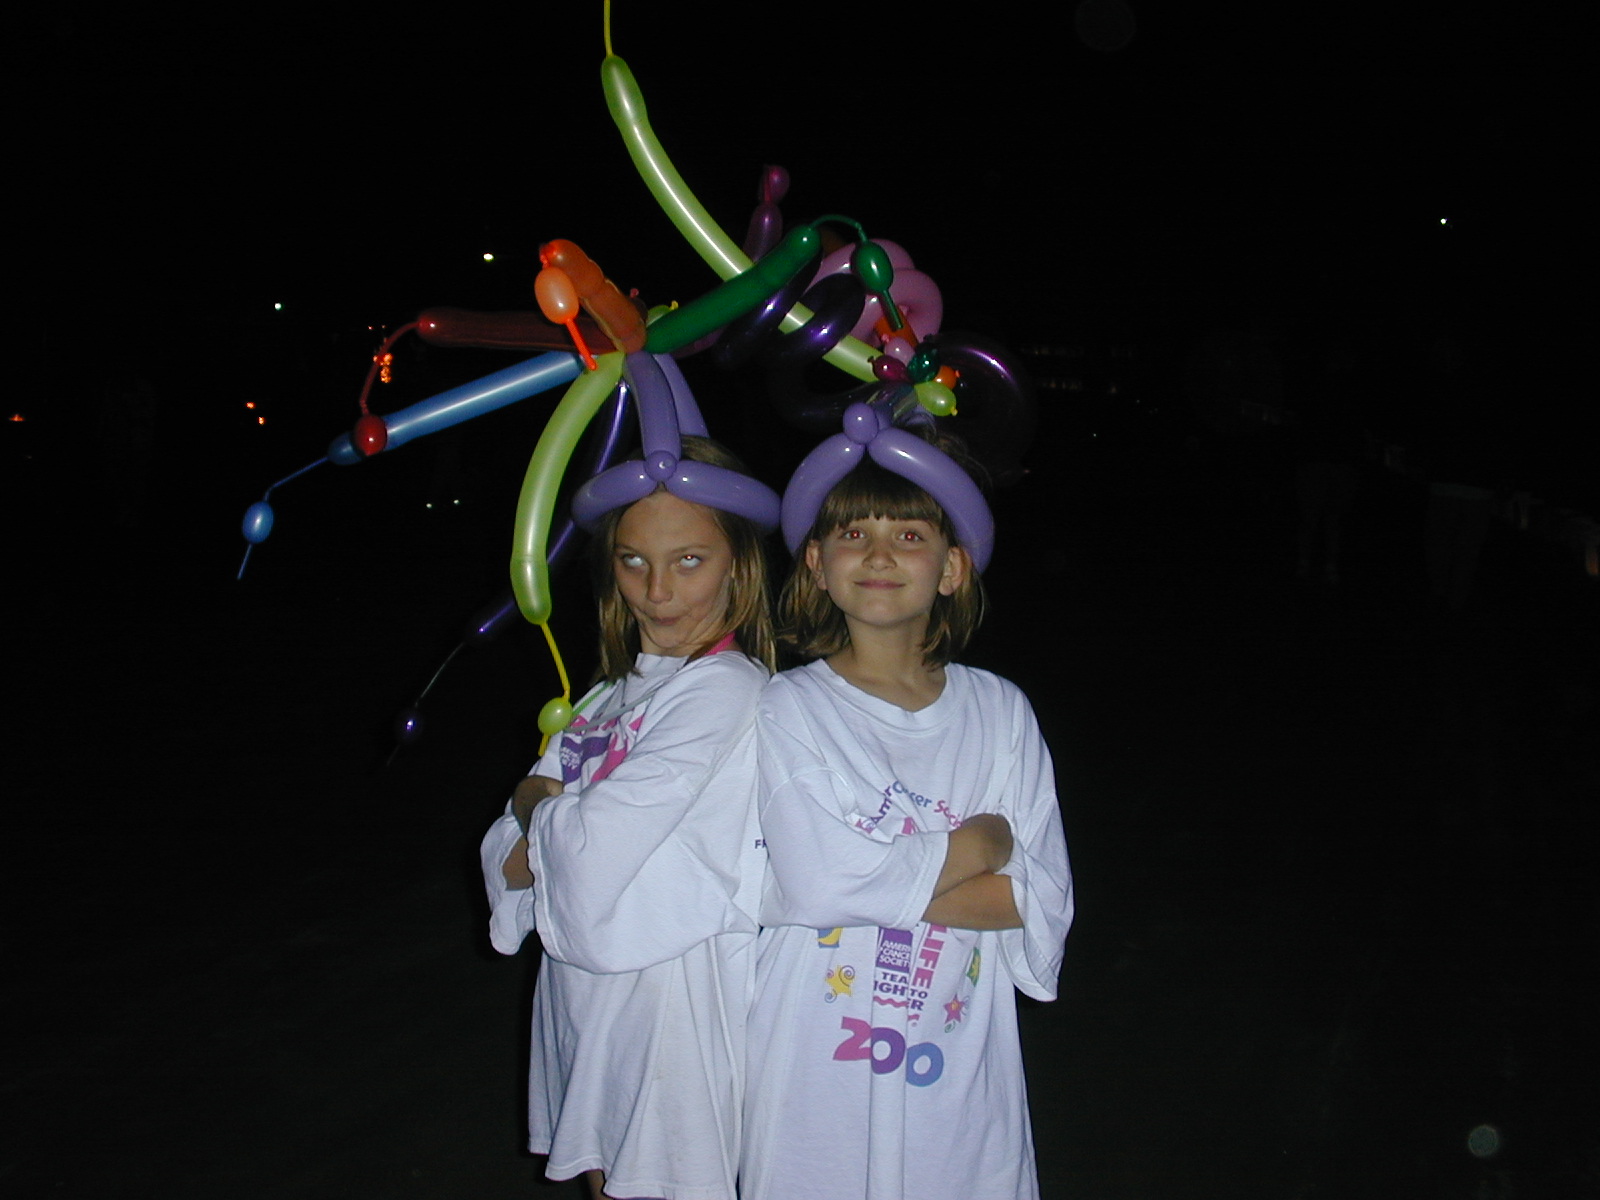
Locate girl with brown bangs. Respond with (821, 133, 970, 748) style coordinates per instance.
(742, 431, 1073, 1200)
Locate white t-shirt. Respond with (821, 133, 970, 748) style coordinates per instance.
(480, 650, 767, 1200)
(743, 660, 1073, 1200)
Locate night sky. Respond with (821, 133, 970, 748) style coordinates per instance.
(6, 12, 1595, 1193)
(22, 3, 1589, 506)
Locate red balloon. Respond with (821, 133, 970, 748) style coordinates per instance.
(353, 414, 388, 457)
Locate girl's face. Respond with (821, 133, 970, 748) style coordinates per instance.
(805, 515, 966, 638)
(613, 490, 735, 657)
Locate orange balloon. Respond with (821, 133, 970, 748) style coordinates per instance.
(542, 239, 646, 354)
(535, 268, 579, 324)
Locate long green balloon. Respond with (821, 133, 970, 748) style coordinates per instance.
(601, 54, 877, 383)
(644, 224, 821, 353)
(510, 352, 625, 624)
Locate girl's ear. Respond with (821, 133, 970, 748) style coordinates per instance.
(803, 541, 827, 591)
(938, 544, 971, 597)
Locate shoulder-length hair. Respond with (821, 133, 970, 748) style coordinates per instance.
(778, 451, 987, 667)
(591, 436, 776, 681)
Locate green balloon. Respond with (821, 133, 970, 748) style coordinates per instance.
(538, 696, 575, 736)
(908, 346, 941, 383)
(602, 54, 879, 383)
(851, 241, 895, 293)
(510, 353, 625, 624)
(644, 225, 821, 353)
(915, 380, 957, 417)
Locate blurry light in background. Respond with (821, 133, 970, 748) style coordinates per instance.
(1467, 1124, 1500, 1158)
(483, 252, 495, 263)
(273, 302, 284, 311)
(8, 412, 24, 422)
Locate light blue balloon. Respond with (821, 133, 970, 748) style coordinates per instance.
(327, 351, 584, 464)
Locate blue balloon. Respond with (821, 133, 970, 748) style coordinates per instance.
(327, 351, 584, 464)
(242, 501, 275, 544)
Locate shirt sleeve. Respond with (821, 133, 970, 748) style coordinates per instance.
(527, 655, 765, 973)
(479, 811, 536, 955)
(478, 741, 563, 956)
(757, 691, 948, 933)
(989, 694, 1074, 1000)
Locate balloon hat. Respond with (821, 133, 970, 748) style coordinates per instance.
(570, 349, 781, 532)
(781, 397, 995, 574)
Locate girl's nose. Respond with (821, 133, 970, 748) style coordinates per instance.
(863, 536, 894, 567)
(646, 568, 672, 603)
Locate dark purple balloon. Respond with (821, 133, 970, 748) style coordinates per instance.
(712, 247, 821, 370)
(923, 332, 1037, 487)
(765, 273, 867, 370)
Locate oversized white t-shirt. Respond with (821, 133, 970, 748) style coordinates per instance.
(480, 650, 767, 1200)
(743, 660, 1073, 1200)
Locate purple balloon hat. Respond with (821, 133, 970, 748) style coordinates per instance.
(780, 398, 995, 573)
(570, 350, 781, 531)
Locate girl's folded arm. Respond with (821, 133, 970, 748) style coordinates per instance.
(758, 713, 950, 932)
(529, 657, 766, 970)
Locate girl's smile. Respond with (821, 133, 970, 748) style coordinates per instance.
(806, 517, 965, 634)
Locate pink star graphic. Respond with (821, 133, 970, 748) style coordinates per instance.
(943, 997, 966, 1025)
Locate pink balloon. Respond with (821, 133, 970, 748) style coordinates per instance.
(810, 239, 943, 347)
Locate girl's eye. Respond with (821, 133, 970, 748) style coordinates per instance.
(839, 528, 863, 540)
(678, 554, 703, 568)
(618, 552, 644, 568)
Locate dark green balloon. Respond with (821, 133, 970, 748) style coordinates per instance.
(851, 241, 896, 293)
(644, 225, 822, 353)
(908, 346, 941, 383)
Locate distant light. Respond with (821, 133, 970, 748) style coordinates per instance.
(482, 252, 495, 263)
(1467, 1124, 1500, 1158)
(245, 401, 256, 409)
(257, 417, 266, 426)
(8, 412, 24, 423)
(273, 302, 284, 311)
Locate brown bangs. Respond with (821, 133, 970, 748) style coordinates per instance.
(808, 457, 956, 544)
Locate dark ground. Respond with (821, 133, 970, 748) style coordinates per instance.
(4, 433, 1596, 1199)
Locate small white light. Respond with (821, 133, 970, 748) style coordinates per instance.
(273, 302, 284, 311)
(482, 252, 495, 263)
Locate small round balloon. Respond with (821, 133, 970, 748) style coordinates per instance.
(538, 697, 575, 736)
(353, 414, 388, 457)
(242, 501, 275, 544)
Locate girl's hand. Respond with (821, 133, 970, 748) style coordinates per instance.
(513, 774, 563, 835)
(502, 776, 562, 891)
(930, 813, 1013, 900)
(963, 813, 1014, 872)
